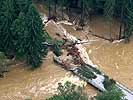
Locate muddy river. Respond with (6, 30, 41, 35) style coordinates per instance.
(61, 22, 133, 90)
(0, 3, 132, 100)
(0, 52, 97, 100)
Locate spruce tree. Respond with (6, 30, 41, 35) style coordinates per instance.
(26, 4, 48, 68)
(53, 0, 57, 16)
(0, 0, 3, 51)
(48, 0, 53, 18)
(0, 0, 17, 52)
(58, 0, 68, 19)
(104, 0, 116, 41)
(124, 1, 133, 42)
(15, 0, 32, 13)
(10, 12, 29, 57)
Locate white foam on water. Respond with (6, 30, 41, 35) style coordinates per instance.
(56, 24, 96, 67)
(59, 73, 87, 87)
(112, 39, 124, 44)
(75, 44, 95, 67)
(40, 13, 48, 25)
(57, 20, 73, 25)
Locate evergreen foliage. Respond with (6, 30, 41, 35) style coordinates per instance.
(15, 0, 32, 13)
(10, 12, 29, 58)
(52, 40, 63, 57)
(0, 1, 3, 51)
(103, 75, 116, 90)
(104, 0, 116, 40)
(0, 0, 17, 52)
(0, 0, 61, 68)
(25, 4, 48, 68)
(124, 1, 133, 42)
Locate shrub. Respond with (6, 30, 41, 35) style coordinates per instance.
(52, 40, 63, 57)
(46, 81, 88, 100)
(94, 85, 126, 100)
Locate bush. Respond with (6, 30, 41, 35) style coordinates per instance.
(0, 52, 11, 77)
(94, 85, 126, 100)
(52, 40, 63, 57)
(46, 81, 88, 100)
(103, 75, 116, 90)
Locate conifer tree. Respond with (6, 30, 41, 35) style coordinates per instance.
(78, 0, 93, 20)
(10, 12, 29, 57)
(58, 0, 67, 19)
(48, 0, 52, 18)
(0, 0, 3, 51)
(124, 1, 133, 42)
(15, 0, 32, 13)
(0, 0, 17, 52)
(26, 4, 48, 68)
(104, 0, 116, 41)
(53, 0, 57, 16)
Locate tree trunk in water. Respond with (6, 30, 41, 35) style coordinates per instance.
(119, 23, 123, 39)
(80, 0, 84, 30)
(61, 5, 64, 20)
(89, 11, 92, 22)
(48, 0, 51, 18)
(119, 5, 124, 39)
(75, 0, 78, 7)
(109, 22, 112, 41)
(54, 0, 57, 16)
(123, 22, 126, 38)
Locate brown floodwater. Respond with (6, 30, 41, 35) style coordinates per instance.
(59, 21, 133, 90)
(85, 41, 133, 89)
(89, 15, 121, 40)
(0, 52, 98, 100)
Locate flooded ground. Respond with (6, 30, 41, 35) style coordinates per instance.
(89, 15, 121, 40)
(85, 41, 133, 89)
(59, 22, 133, 90)
(0, 52, 98, 100)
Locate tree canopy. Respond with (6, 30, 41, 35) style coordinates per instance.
(0, 0, 62, 68)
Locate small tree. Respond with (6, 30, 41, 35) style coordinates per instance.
(25, 4, 48, 68)
(95, 85, 126, 100)
(104, 0, 116, 41)
(46, 81, 88, 100)
(52, 40, 63, 57)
